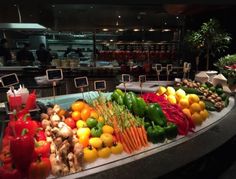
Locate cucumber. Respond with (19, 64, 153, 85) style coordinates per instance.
(174, 86, 203, 95)
(224, 96, 229, 107)
(204, 100, 217, 111)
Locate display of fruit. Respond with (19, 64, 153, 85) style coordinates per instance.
(175, 79, 229, 111)
(83, 146, 98, 163)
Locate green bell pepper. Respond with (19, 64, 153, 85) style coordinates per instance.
(123, 92, 133, 111)
(132, 97, 147, 117)
(147, 124, 165, 143)
(111, 89, 124, 105)
(147, 103, 167, 127)
(164, 122, 178, 139)
(91, 126, 103, 137)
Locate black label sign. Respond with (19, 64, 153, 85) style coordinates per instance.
(46, 69, 63, 81)
(139, 75, 146, 83)
(0, 73, 19, 87)
(156, 64, 162, 71)
(74, 76, 89, 88)
(167, 64, 173, 71)
(122, 74, 130, 83)
(94, 80, 106, 91)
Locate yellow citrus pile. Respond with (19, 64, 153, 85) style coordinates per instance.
(157, 86, 209, 125)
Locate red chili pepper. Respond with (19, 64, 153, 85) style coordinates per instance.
(0, 166, 22, 179)
(34, 140, 50, 158)
(25, 90, 36, 110)
(0, 145, 12, 169)
(28, 156, 51, 179)
(10, 129, 35, 176)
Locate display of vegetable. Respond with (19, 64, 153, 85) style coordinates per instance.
(142, 93, 195, 135)
(147, 122, 165, 144)
(0, 166, 22, 179)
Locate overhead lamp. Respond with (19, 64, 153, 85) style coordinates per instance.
(110, 39, 114, 42)
(116, 21, 119, 26)
(133, 29, 140, 32)
(176, 16, 179, 19)
(118, 28, 125, 32)
(149, 28, 155, 32)
(118, 15, 121, 19)
(162, 29, 171, 32)
(102, 28, 109, 31)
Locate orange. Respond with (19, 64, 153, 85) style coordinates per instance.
(188, 94, 200, 104)
(199, 101, 206, 110)
(90, 110, 99, 119)
(200, 109, 209, 121)
(192, 112, 203, 125)
(81, 108, 91, 121)
(72, 111, 81, 121)
(58, 109, 66, 117)
(182, 108, 191, 118)
(179, 97, 189, 109)
(71, 101, 85, 112)
(190, 103, 201, 114)
(79, 135, 89, 148)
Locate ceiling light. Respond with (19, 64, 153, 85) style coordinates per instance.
(51, 4, 55, 8)
(164, 22, 167, 25)
(149, 28, 155, 32)
(102, 28, 109, 31)
(110, 39, 113, 42)
(162, 29, 171, 32)
(118, 15, 121, 18)
(176, 16, 179, 19)
(118, 28, 124, 32)
(133, 29, 140, 32)
(116, 21, 119, 26)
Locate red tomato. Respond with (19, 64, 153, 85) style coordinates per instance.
(64, 117, 76, 129)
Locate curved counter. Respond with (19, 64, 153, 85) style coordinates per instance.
(38, 92, 236, 179)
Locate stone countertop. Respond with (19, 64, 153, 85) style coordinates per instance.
(38, 92, 236, 179)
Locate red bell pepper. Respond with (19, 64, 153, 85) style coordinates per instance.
(29, 156, 51, 179)
(35, 129, 46, 141)
(14, 113, 38, 137)
(10, 129, 35, 176)
(35, 140, 50, 158)
(0, 166, 22, 179)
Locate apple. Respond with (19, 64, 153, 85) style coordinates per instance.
(100, 133, 113, 147)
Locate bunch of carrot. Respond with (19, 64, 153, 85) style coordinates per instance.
(93, 99, 149, 154)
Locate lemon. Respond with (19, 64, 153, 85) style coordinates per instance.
(199, 101, 206, 110)
(188, 94, 200, 104)
(176, 89, 186, 101)
(179, 97, 190, 109)
(190, 103, 201, 114)
(166, 87, 176, 96)
(167, 95, 177, 104)
(192, 112, 203, 125)
(182, 108, 191, 118)
(200, 109, 209, 121)
(157, 86, 167, 95)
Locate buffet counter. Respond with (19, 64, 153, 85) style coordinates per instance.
(37, 92, 236, 179)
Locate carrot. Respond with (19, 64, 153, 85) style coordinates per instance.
(122, 131, 134, 152)
(138, 127, 146, 147)
(123, 130, 135, 152)
(125, 128, 138, 150)
(132, 126, 142, 148)
(141, 126, 149, 145)
(130, 126, 141, 149)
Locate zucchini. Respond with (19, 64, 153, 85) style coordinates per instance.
(204, 100, 217, 111)
(174, 86, 203, 95)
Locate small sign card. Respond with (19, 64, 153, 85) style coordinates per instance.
(94, 80, 106, 91)
(155, 64, 162, 72)
(46, 69, 63, 81)
(121, 74, 131, 83)
(0, 73, 19, 87)
(74, 76, 89, 88)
